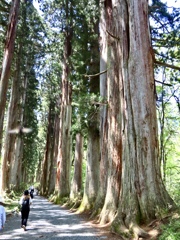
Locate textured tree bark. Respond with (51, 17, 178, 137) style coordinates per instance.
(10, 137, 22, 186)
(56, 103, 72, 197)
(99, 0, 122, 224)
(79, 124, 100, 212)
(1, 41, 22, 191)
(40, 102, 55, 195)
(99, 0, 175, 237)
(78, 18, 100, 212)
(10, 71, 28, 188)
(48, 112, 59, 195)
(70, 133, 83, 199)
(0, 0, 20, 156)
(92, 0, 109, 217)
(1, 73, 20, 191)
(55, 0, 73, 197)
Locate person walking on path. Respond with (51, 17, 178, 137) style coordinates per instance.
(19, 190, 32, 231)
(29, 186, 34, 200)
(0, 196, 6, 231)
(1, 195, 112, 240)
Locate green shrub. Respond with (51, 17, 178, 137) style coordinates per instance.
(159, 217, 180, 240)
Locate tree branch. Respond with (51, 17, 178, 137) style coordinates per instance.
(155, 79, 172, 87)
(84, 69, 107, 78)
(155, 60, 180, 71)
(91, 101, 108, 106)
(106, 29, 120, 40)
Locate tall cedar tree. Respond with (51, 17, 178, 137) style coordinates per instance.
(98, 0, 176, 238)
(0, 0, 20, 157)
(55, 0, 73, 198)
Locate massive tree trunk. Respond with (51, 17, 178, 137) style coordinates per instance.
(10, 136, 23, 187)
(0, 0, 20, 155)
(11, 71, 28, 188)
(99, 0, 175, 237)
(70, 133, 83, 200)
(56, 92, 72, 198)
(48, 111, 59, 195)
(40, 101, 55, 195)
(1, 41, 23, 191)
(79, 123, 100, 212)
(55, 0, 73, 198)
(1, 70, 20, 191)
(99, 0, 122, 224)
(92, 0, 109, 217)
(78, 16, 100, 212)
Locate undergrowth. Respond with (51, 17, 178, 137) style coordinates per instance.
(158, 214, 180, 240)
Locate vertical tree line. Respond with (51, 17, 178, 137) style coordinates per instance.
(0, 0, 179, 238)
(0, 0, 44, 191)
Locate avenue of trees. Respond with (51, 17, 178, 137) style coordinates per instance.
(0, 0, 180, 238)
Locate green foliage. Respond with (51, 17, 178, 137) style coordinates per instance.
(36, 0, 100, 175)
(1, 2, 180, 238)
(149, 0, 180, 208)
(22, 70, 39, 179)
(156, 83, 180, 203)
(3, 191, 22, 215)
(71, 93, 102, 135)
(0, 0, 9, 63)
(9, 0, 47, 182)
(159, 216, 180, 240)
(51, 194, 69, 205)
(150, 0, 180, 77)
(0, 0, 9, 28)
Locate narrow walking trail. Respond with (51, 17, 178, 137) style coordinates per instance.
(1, 196, 109, 240)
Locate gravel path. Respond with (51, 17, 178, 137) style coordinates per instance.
(1, 196, 108, 240)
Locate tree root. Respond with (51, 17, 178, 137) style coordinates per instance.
(111, 218, 150, 239)
(130, 223, 149, 239)
(111, 221, 131, 239)
(99, 207, 117, 225)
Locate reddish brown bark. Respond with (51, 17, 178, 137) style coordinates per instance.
(55, 0, 73, 197)
(1, 44, 21, 191)
(0, 0, 20, 154)
(70, 133, 83, 199)
(99, 0, 175, 237)
(40, 102, 55, 195)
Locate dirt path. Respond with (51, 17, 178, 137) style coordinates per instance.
(1, 195, 111, 240)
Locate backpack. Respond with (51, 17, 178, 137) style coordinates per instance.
(21, 198, 30, 211)
(30, 190, 34, 199)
